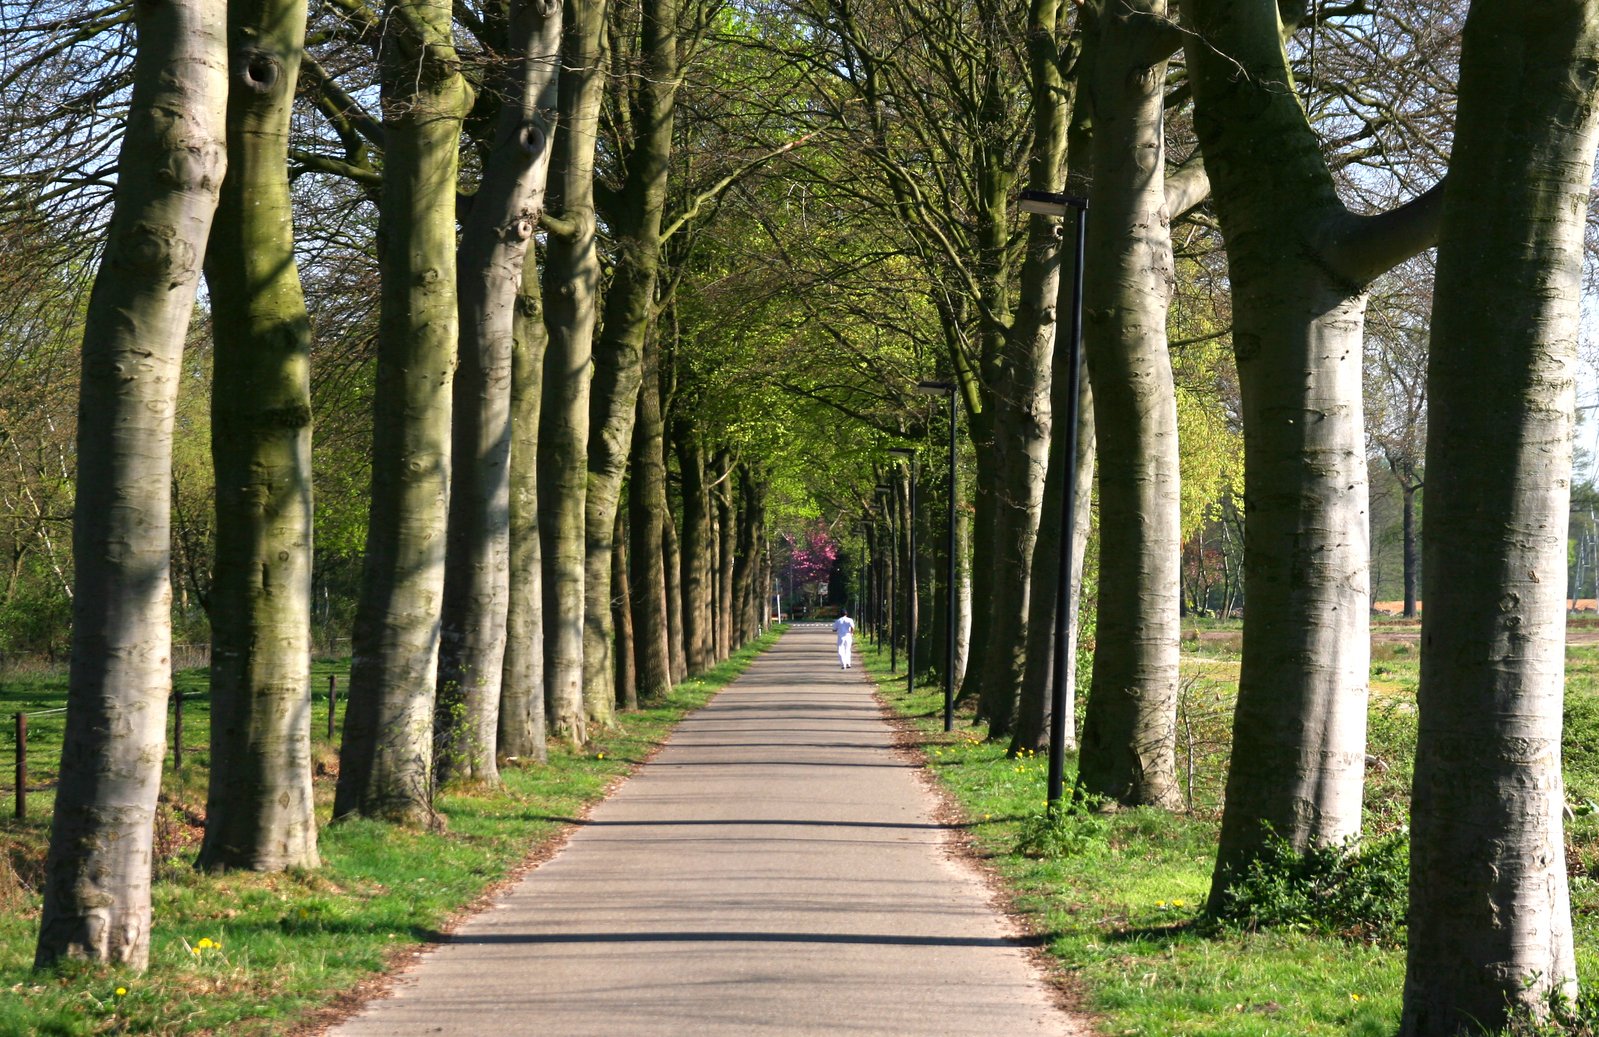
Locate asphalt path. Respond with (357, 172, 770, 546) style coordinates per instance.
(328, 624, 1084, 1036)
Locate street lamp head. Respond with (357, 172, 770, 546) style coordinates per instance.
(914, 379, 955, 396)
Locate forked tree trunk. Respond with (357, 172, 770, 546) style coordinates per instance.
(1401, 2, 1599, 1031)
(539, 0, 609, 746)
(437, 0, 561, 785)
(334, 3, 472, 824)
(500, 247, 550, 763)
(1076, 0, 1183, 809)
(1179, 0, 1443, 901)
(199, 0, 318, 872)
(36, 3, 226, 970)
(628, 329, 673, 698)
(583, 0, 681, 720)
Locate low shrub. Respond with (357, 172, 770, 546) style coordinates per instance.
(1210, 826, 1408, 945)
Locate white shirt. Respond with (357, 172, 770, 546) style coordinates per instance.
(833, 616, 855, 639)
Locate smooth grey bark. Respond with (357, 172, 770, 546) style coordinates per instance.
(1015, 347, 1096, 754)
(199, 0, 318, 872)
(1179, 0, 1444, 902)
(1400, 2, 1599, 1031)
(436, 0, 561, 786)
(1076, 0, 1183, 810)
(335, 3, 472, 824)
(584, 0, 682, 713)
(628, 328, 674, 699)
(35, 2, 226, 970)
(500, 246, 550, 763)
(539, 0, 609, 745)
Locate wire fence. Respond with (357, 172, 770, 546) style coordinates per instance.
(5, 663, 348, 821)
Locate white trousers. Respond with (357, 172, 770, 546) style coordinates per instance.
(837, 633, 853, 667)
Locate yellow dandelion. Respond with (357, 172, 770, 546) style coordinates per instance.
(1156, 900, 1167, 908)
(115, 987, 127, 997)
(1172, 899, 1185, 908)
(1350, 993, 1362, 1003)
(197, 937, 214, 950)
(597, 752, 606, 760)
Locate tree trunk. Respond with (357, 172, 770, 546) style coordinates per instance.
(436, 0, 561, 786)
(628, 329, 673, 699)
(334, 3, 472, 824)
(613, 504, 637, 710)
(675, 421, 713, 673)
(955, 494, 972, 689)
(1400, 2, 1599, 1031)
(734, 464, 763, 645)
(1180, 0, 1442, 901)
(538, 0, 608, 746)
(663, 498, 688, 681)
(199, 0, 318, 873)
(714, 450, 736, 662)
(1076, 0, 1183, 810)
(1401, 474, 1420, 618)
(1015, 351, 1096, 754)
(501, 246, 550, 763)
(1001, 0, 1069, 753)
(35, 3, 226, 970)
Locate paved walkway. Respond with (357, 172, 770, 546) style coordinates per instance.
(329, 625, 1083, 1036)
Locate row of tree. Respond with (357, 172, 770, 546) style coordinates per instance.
(4, 0, 1598, 1031)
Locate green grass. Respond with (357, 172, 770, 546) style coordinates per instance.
(868, 627, 1599, 1036)
(0, 627, 782, 1035)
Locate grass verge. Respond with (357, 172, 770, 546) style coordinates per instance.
(865, 631, 1599, 1037)
(0, 626, 783, 1036)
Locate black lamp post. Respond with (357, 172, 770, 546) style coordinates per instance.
(1019, 188, 1089, 817)
(888, 447, 917, 698)
(916, 379, 958, 731)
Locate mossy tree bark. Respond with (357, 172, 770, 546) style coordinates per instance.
(1401, 1, 1599, 1030)
(436, 0, 562, 785)
(334, 0, 472, 823)
(1179, 0, 1443, 902)
(539, 0, 609, 745)
(674, 418, 714, 673)
(35, 0, 226, 969)
(585, 0, 682, 711)
(199, 0, 319, 872)
(628, 326, 674, 699)
(501, 246, 551, 763)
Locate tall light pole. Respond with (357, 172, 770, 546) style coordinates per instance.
(916, 379, 958, 731)
(1018, 188, 1089, 817)
(888, 447, 917, 699)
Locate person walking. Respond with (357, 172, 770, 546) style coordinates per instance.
(833, 609, 855, 669)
